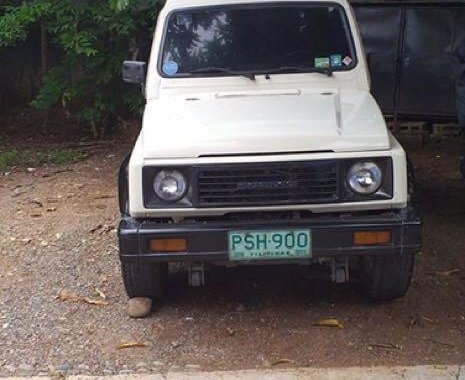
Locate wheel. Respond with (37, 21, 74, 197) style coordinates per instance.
(360, 253, 415, 301)
(121, 261, 168, 299)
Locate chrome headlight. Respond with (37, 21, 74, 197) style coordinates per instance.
(153, 170, 187, 202)
(347, 162, 383, 195)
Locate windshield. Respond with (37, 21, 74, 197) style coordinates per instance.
(160, 3, 356, 78)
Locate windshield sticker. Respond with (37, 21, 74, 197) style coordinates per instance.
(330, 54, 342, 68)
(314, 57, 330, 68)
(343, 56, 353, 66)
(162, 61, 179, 76)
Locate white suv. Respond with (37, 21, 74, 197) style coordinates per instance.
(119, 0, 422, 302)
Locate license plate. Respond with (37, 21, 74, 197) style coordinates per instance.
(228, 229, 312, 261)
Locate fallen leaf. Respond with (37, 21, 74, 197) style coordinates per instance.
(226, 327, 235, 336)
(434, 269, 461, 277)
(408, 316, 418, 328)
(12, 189, 27, 198)
(83, 297, 109, 306)
(313, 318, 344, 329)
(367, 343, 402, 350)
(271, 359, 293, 366)
(171, 341, 183, 349)
(102, 225, 115, 233)
(57, 292, 109, 306)
(93, 287, 107, 300)
(421, 316, 439, 325)
(90, 224, 103, 233)
(57, 292, 82, 303)
(94, 195, 113, 200)
(117, 342, 147, 349)
(30, 199, 43, 208)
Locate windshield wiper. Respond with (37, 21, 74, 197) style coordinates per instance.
(262, 66, 333, 77)
(189, 67, 256, 80)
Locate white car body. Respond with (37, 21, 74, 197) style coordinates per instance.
(127, 0, 408, 218)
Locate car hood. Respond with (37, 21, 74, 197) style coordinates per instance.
(141, 89, 390, 159)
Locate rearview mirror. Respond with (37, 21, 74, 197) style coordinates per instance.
(122, 61, 147, 85)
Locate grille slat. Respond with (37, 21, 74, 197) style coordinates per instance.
(199, 184, 338, 194)
(198, 177, 337, 186)
(198, 172, 337, 180)
(195, 161, 339, 207)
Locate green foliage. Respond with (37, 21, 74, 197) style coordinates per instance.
(0, 2, 51, 47)
(0, 0, 162, 136)
(0, 150, 19, 171)
(35, 148, 85, 165)
(0, 148, 85, 171)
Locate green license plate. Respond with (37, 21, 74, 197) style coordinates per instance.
(228, 229, 312, 261)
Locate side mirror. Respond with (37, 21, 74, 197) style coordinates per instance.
(122, 61, 147, 85)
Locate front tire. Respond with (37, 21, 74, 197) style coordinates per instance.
(360, 253, 415, 301)
(121, 261, 167, 299)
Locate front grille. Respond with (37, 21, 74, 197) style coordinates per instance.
(195, 161, 339, 207)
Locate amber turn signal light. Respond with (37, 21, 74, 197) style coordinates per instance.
(353, 231, 391, 246)
(150, 237, 187, 252)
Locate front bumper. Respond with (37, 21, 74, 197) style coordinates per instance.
(119, 207, 422, 264)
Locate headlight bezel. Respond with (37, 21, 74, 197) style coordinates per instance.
(347, 161, 383, 195)
(153, 170, 188, 202)
(143, 166, 193, 208)
(342, 158, 393, 201)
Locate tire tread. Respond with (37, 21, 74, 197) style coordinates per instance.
(361, 253, 415, 301)
(121, 261, 167, 299)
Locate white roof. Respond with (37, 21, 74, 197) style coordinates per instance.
(162, 0, 351, 12)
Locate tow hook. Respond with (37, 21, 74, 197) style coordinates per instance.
(188, 262, 206, 287)
(331, 257, 350, 284)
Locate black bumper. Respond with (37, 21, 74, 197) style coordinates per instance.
(119, 208, 422, 264)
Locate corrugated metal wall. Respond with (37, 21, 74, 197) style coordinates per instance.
(351, 0, 465, 123)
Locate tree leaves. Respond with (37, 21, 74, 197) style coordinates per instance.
(109, 0, 131, 12)
(0, 0, 162, 135)
(0, 1, 52, 47)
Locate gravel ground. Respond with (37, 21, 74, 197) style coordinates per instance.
(0, 137, 465, 377)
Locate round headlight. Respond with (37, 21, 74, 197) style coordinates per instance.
(153, 170, 187, 202)
(347, 162, 382, 195)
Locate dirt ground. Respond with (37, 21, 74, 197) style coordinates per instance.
(0, 129, 465, 376)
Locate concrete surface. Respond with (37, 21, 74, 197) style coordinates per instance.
(2, 365, 463, 380)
